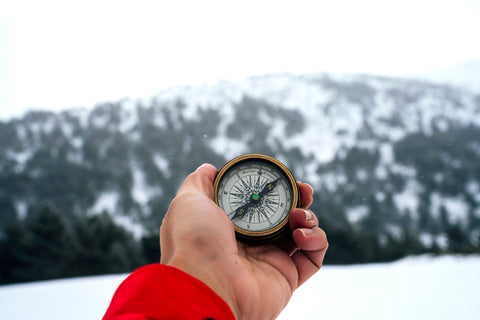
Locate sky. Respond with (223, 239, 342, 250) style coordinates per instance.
(1, 0, 480, 120)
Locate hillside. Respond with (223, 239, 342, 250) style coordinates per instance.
(1, 72, 479, 283)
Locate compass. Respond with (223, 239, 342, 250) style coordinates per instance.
(213, 154, 301, 244)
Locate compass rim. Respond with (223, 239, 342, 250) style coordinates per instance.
(213, 154, 300, 242)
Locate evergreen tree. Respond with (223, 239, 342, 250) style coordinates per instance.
(0, 196, 17, 230)
(70, 212, 145, 276)
(439, 205, 450, 233)
(445, 224, 468, 252)
(361, 195, 383, 234)
(0, 205, 75, 283)
(141, 230, 161, 264)
(23, 205, 76, 281)
(417, 191, 434, 233)
(0, 222, 28, 283)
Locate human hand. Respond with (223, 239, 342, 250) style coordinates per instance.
(160, 164, 328, 320)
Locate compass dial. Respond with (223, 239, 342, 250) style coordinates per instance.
(214, 154, 300, 244)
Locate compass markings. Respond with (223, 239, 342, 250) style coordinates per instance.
(217, 158, 294, 233)
(259, 207, 272, 225)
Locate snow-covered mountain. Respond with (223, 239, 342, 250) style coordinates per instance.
(1, 72, 479, 283)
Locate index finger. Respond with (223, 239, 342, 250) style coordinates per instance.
(297, 182, 314, 208)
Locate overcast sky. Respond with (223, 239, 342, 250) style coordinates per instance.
(1, 0, 480, 120)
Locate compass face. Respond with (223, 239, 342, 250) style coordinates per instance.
(214, 154, 299, 243)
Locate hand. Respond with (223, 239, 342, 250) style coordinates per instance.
(160, 164, 328, 320)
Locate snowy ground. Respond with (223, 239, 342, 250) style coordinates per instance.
(0, 255, 478, 320)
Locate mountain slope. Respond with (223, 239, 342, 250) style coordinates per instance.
(1, 72, 479, 282)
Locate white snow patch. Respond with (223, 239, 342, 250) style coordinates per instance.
(90, 112, 110, 128)
(70, 136, 83, 149)
(8, 150, 32, 172)
(430, 192, 443, 219)
(419, 232, 434, 247)
(346, 205, 369, 224)
(430, 192, 469, 224)
(68, 107, 90, 129)
(355, 168, 368, 182)
(153, 153, 170, 175)
(0, 274, 125, 320)
(379, 143, 394, 164)
(210, 135, 248, 160)
(14, 201, 28, 220)
(390, 163, 416, 178)
(319, 172, 347, 191)
(375, 165, 388, 180)
(375, 192, 386, 202)
(1, 255, 479, 320)
(394, 179, 422, 216)
(466, 180, 480, 203)
(16, 125, 28, 141)
(41, 117, 56, 135)
(131, 165, 160, 209)
(89, 191, 119, 215)
(385, 224, 402, 239)
(59, 120, 74, 138)
(118, 100, 138, 133)
(89, 190, 145, 238)
(443, 197, 469, 224)
(436, 234, 449, 249)
(280, 255, 480, 320)
(113, 215, 145, 239)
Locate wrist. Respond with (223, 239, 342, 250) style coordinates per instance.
(167, 248, 242, 319)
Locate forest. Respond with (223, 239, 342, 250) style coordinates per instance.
(1, 73, 479, 284)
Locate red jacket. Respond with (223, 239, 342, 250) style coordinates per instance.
(103, 264, 235, 320)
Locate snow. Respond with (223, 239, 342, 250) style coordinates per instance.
(0, 255, 478, 320)
(443, 197, 470, 224)
(153, 153, 169, 173)
(466, 180, 480, 203)
(346, 205, 369, 224)
(279, 255, 480, 320)
(14, 201, 28, 220)
(0, 274, 124, 320)
(430, 192, 470, 224)
(131, 165, 154, 209)
(394, 178, 422, 216)
(89, 191, 119, 215)
(118, 100, 138, 134)
(112, 215, 145, 240)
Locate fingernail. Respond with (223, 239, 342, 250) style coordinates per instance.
(303, 209, 313, 222)
(196, 163, 209, 171)
(300, 228, 314, 236)
(305, 183, 314, 194)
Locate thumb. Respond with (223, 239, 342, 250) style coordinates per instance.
(176, 163, 218, 199)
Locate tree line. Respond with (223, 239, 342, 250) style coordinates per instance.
(0, 204, 159, 284)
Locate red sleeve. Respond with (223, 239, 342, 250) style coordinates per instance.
(103, 264, 235, 320)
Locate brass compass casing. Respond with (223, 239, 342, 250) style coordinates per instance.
(213, 154, 301, 245)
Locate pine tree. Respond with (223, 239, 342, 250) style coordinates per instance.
(23, 205, 76, 281)
(70, 212, 145, 276)
(0, 205, 76, 283)
(0, 222, 28, 283)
